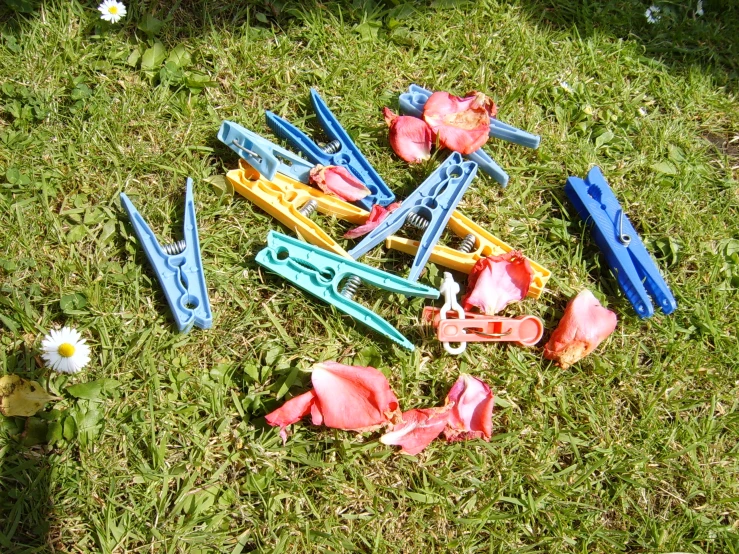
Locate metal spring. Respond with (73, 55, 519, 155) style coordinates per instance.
(231, 139, 260, 159)
(405, 212, 429, 231)
(340, 275, 362, 300)
(162, 240, 186, 255)
(458, 233, 477, 253)
(321, 140, 342, 154)
(298, 199, 318, 218)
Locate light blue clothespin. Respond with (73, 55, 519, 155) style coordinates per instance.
(348, 152, 478, 282)
(120, 178, 212, 333)
(399, 84, 542, 187)
(265, 88, 396, 210)
(255, 231, 439, 350)
(565, 166, 677, 318)
(217, 120, 315, 183)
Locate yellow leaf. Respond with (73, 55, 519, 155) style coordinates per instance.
(0, 375, 57, 417)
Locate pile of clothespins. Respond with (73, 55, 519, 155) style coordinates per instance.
(119, 84, 677, 359)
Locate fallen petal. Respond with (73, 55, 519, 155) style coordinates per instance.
(384, 107, 434, 164)
(311, 361, 400, 431)
(380, 406, 451, 455)
(462, 251, 533, 315)
(423, 91, 496, 155)
(265, 390, 317, 443)
(343, 202, 401, 239)
(309, 165, 370, 202)
(444, 374, 494, 442)
(543, 289, 618, 369)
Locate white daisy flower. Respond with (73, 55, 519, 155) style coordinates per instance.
(98, 0, 127, 24)
(41, 327, 91, 374)
(645, 5, 662, 23)
(696, 0, 704, 16)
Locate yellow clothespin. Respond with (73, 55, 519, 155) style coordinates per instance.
(385, 210, 551, 299)
(226, 160, 369, 258)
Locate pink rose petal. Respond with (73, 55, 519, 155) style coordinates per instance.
(379, 406, 451, 455)
(309, 165, 370, 202)
(443, 374, 494, 442)
(264, 390, 317, 443)
(543, 289, 618, 369)
(384, 107, 434, 164)
(422, 91, 497, 155)
(462, 251, 533, 315)
(343, 202, 401, 239)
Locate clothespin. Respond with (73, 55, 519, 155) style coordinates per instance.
(437, 272, 466, 355)
(423, 306, 544, 348)
(384, 210, 551, 299)
(565, 166, 677, 318)
(255, 231, 439, 350)
(399, 84, 542, 187)
(348, 152, 478, 282)
(120, 178, 212, 333)
(265, 88, 396, 210)
(217, 120, 315, 183)
(226, 160, 368, 258)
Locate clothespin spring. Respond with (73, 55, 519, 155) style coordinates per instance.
(230, 139, 262, 161)
(340, 275, 362, 299)
(618, 210, 631, 246)
(161, 239, 186, 256)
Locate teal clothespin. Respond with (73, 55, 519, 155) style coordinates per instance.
(255, 231, 439, 350)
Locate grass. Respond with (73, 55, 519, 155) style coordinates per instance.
(0, 0, 738, 552)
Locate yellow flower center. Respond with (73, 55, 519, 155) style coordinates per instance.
(58, 343, 76, 357)
(109, 6, 118, 13)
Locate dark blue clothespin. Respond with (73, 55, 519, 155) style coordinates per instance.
(265, 88, 395, 210)
(565, 166, 677, 318)
(217, 120, 315, 183)
(399, 84, 542, 187)
(348, 152, 478, 282)
(120, 178, 213, 332)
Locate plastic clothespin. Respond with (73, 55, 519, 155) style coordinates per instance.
(348, 152, 478, 282)
(422, 306, 544, 347)
(399, 84, 542, 186)
(565, 166, 677, 318)
(255, 231, 439, 350)
(265, 88, 396, 210)
(217, 120, 315, 183)
(384, 210, 551, 299)
(226, 160, 369, 258)
(438, 272, 466, 355)
(120, 178, 212, 333)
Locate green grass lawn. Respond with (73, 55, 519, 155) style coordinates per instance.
(1, 0, 738, 552)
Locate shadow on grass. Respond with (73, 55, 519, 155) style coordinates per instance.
(1, 0, 737, 91)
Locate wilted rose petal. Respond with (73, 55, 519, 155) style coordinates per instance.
(444, 374, 494, 442)
(310, 361, 400, 431)
(343, 202, 401, 239)
(309, 165, 370, 202)
(543, 289, 618, 369)
(462, 251, 533, 315)
(383, 107, 434, 164)
(380, 406, 451, 455)
(264, 390, 317, 443)
(423, 91, 497, 155)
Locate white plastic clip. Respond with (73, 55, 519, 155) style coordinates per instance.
(439, 272, 466, 355)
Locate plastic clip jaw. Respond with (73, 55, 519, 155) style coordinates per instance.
(120, 178, 212, 333)
(384, 210, 551, 299)
(565, 166, 677, 318)
(217, 120, 314, 184)
(265, 88, 396, 210)
(255, 231, 440, 350)
(438, 272, 466, 355)
(348, 152, 478, 282)
(226, 160, 369, 258)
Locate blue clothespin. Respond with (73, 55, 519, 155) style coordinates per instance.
(348, 152, 478, 282)
(399, 84, 542, 187)
(217, 120, 315, 183)
(565, 166, 677, 318)
(255, 231, 439, 350)
(120, 178, 213, 333)
(265, 88, 396, 210)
